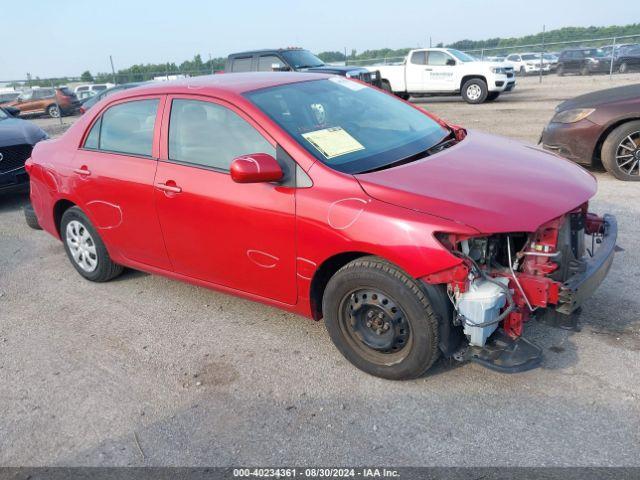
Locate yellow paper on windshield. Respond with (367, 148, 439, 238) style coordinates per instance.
(301, 127, 365, 159)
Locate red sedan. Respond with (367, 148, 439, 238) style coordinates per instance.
(25, 73, 617, 379)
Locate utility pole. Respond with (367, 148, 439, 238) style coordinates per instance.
(429, 36, 432, 48)
(539, 24, 545, 84)
(209, 52, 213, 74)
(109, 55, 116, 85)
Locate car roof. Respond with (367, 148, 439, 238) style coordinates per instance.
(229, 48, 306, 57)
(113, 72, 330, 99)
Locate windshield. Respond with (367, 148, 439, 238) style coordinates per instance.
(0, 109, 8, 120)
(245, 78, 449, 174)
(543, 54, 556, 60)
(521, 54, 539, 60)
(447, 49, 476, 62)
(280, 50, 325, 69)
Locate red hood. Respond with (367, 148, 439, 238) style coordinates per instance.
(355, 130, 597, 233)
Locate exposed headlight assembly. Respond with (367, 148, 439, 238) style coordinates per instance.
(491, 67, 506, 74)
(551, 108, 595, 124)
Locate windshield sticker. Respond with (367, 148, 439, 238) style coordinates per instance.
(302, 127, 365, 159)
(328, 76, 367, 91)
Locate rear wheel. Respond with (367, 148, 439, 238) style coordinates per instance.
(380, 80, 393, 93)
(396, 92, 410, 101)
(618, 62, 629, 74)
(24, 203, 42, 230)
(461, 78, 488, 104)
(486, 91, 500, 102)
(60, 207, 124, 281)
(322, 256, 440, 380)
(557, 65, 565, 76)
(47, 104, 60, 118)
(580, 65, 590, 76)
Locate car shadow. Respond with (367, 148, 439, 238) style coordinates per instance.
(0, 189, 29, 213)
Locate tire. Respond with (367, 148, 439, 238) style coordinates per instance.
(486, 91, 500, 102)
(60, 206, 124, 281)
(380, 80, 393, 93)
(601, 120, 640, 181)
(461, 78, 488, 104)
(557, 65, 564, 76)
(396, 92, 410, 101)
(47, 104, 60, 118)
(24, 203, 42, 230)
(322, 256, 440, 380)
(618, 62, 628, 74)
(580, 65, 590, 76)
(519, 66, 526, 76)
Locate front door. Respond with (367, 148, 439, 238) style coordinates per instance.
(71, 96, 172, 270)
(425, 51, 457, 92)
(154, 96, 297, 304)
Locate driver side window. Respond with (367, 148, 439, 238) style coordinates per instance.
(427, 51, 451, 66)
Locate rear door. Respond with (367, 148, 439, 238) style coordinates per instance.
(71, 95, 172, 270)
(154, 95, 297, 303)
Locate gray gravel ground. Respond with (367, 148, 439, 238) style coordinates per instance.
(1, 74, 639, 467)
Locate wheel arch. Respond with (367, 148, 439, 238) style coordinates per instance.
(593, 116, 640, 167)
(309, 251, 376, 321)
(53, 198, 77, 237)
(460, 74, 487, 91)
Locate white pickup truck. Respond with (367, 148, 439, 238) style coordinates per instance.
(367, 48, 516, 104)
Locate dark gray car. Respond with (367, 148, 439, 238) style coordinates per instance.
(0, 107, 48, 192)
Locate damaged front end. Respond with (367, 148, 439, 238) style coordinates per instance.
(424, 206, 617, 373)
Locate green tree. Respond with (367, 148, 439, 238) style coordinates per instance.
(80, 70, 94, 82)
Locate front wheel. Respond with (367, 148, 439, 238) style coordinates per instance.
(322, 257, 440, 380)
(461, 78, 488, 104)
(601, 120, 640, 181)
(47, 104, 60, 118)
(618, 62, 628, 74)
(60, 206, 124, 281)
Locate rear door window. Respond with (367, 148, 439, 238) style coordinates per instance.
(258, 55, 285, 71)
(231, 57, 253, 72)
(410, 51, 427, 65)
(85, 99, 158, 156)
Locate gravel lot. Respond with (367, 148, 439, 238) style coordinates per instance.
(1, 74, 639, 467)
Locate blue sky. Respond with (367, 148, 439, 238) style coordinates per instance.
(1, 0, 639, 80)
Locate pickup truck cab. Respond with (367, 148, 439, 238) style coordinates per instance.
(225, 48, 381, 87)
(369, 48, 516, 104)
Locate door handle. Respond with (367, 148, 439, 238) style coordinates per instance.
(73, 166, 91, 176)
(155, 182, 182, 193)
(424, 68, 433, 71)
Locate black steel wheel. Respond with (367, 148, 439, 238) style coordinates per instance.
(323, 256, 440, 380)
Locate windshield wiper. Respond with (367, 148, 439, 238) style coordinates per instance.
(359, 133, 457, 174)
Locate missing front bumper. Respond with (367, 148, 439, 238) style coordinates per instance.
(557, 214, 617, 315)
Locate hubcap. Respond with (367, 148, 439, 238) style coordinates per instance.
(615, 131, 640, 176)
(66, 220, 98, 272)
(341, 289, 411, 361)
(467, 84, 482, 101)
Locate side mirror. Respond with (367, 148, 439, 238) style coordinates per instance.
(446, 59, 456, 66)
(230, 153, 283, 184)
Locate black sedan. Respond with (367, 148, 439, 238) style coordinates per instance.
(0, 107, 48, 192)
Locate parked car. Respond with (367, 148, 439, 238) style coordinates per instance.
(541, 84, 640, 181)
(556, 48, 612, 75)
(74, 83, 114, 98)
(79, 82, 146, 113)
(225, 48, 381, 87)
(615, 44, 640, 73)
(5, 87, 80, 118)
(26, 73, 616, 379)
(543, 53, 559, 71)
(0, 90, 21, 105)
(0, 107, 48, 192)
(505, 53, 551, 75)
(368, 48, 516, 104)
